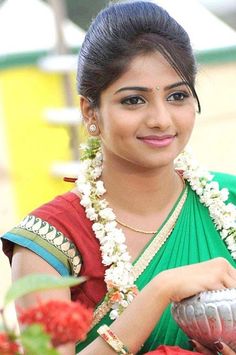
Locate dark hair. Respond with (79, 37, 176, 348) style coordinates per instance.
(77, 0, 201, 112)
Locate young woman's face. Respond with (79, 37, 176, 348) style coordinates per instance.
(96, 51, 196, 170)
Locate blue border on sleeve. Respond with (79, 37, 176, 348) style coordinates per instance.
(2, 232, 69, 276)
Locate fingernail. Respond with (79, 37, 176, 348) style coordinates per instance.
(189, 340, 196, 349)
(214, 341, 223, 352)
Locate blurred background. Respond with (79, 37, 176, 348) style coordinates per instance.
(0, 0, 236, 322)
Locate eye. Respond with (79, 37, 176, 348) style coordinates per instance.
(167, 92, 190, 102)
(121, 95, 146, 105)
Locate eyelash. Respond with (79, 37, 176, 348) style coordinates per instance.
(120, 91, 190, 106)
(167, 91, 190, 102)
(121, 95, 145, 106)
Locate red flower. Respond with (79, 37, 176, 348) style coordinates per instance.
(18, 299, 93, 347)
(0, 333, 20, 355)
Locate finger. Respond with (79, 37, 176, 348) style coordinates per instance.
(228, 266, 236, 281)
(214, 342, 236, 355)
(223, 273, 236, 289)
(190, 340, 215, 355)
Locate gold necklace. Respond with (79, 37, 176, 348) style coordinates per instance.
(116, 218, 156, 234)
(116, 171, 185, 235)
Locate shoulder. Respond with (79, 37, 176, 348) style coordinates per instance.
(32, 191, 83, 220)
(212, 172, 236, 204)
(1, 191, 89, 276)
(28, 190, 92, 236)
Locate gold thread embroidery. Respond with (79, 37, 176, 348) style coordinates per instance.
(90, 188, 188, 328)
(18, 215, 82, 276)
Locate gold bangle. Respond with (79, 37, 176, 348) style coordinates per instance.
(97, 324, 133, 355)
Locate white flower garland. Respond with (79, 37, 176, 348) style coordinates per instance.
(77, 140, 138, 320)
(175, 149, 236, 258)
(76, 140, 236, 320)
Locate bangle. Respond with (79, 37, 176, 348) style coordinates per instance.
(97, 324, 133, 354)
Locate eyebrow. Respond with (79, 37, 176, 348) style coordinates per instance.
(114, 86, 152, 94)
(114, 81, 190, 94)
(166, 81, 190, 90)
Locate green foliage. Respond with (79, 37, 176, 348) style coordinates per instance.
(4, 274, 86, 306)
(20, 324, 58, 355)
(81, 137, 101, 161)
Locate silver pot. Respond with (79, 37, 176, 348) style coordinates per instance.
(171, 288, 236, 351)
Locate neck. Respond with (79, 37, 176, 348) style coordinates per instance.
(102, 158, 182, 215)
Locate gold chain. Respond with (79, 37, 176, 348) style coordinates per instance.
(115, 171, 185, 235)
(90, 187, 188, 329)
(116, 218, 156, 234)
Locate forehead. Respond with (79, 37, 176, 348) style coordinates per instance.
(103, 52, 181, 95)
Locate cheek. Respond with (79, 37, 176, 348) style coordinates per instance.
(179, 107, 196, 132)
(99, 110, 137, 137)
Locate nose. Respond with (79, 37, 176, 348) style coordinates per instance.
(146, 99, 172, 131)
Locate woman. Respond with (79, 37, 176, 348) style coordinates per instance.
(1, 1, 236, 354)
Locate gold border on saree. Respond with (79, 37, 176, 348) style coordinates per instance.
(91, 187, 188, 328)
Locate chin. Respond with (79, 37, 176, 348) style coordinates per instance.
(145, 151, 178, 168)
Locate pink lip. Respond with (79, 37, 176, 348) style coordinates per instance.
(137, 135, 175, 147)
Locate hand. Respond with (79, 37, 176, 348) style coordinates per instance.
(191, 340, 236, 355)
(156, 257, 236, 303)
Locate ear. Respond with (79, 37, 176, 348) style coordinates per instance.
(80, 96, 100, 136)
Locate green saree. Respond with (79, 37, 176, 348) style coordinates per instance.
(76, 172, 236, 354)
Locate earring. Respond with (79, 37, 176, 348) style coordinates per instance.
(89, 124, 97, 133)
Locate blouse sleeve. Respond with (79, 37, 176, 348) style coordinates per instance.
(1, 213, 82, 277)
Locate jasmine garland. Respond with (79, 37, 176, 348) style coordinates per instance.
(76, 139, 236, 320)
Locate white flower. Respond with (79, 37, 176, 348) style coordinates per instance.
(225, 235, 236, 250)
(94, 229, 106, 240)
(99, 208, 116, 221)
(80, 196, 91, 208)
(95, 180, 106, 196)
(77, 182, 91, 196)
(94, 151, 103, 163)
(179, 149, 236, 261)
(110, 309, 119, 320)
(220, 229, 229, 239)
(127, 293, 134, 303)
(76, 173, 86, 184)
(78, 143, 236, 322)
(99, 199, 108, 209)
(120, 300, 129, 308)
(220, 188, 229, 201)
(91, 166, 103, 179)
(196, 187, 203, 195)
(86, 207, 97, 221)
(95, 229, 105, 243)
(105, 221, 117, 232)
(92, 222, 104, 231)
(102, 255, 113, 266)
(120, 252, 131, 262)
(100, 240, 116, 254)
(119, 243, 128, 253)
(107, 229, 126, 244)
(80, 159, 91, 171)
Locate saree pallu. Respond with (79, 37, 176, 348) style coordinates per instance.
(1, 172, 236, 354)
(76, 172, 236, 353)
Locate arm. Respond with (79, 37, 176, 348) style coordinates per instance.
(81, 257, 236, 354)
(12, 248, 236, 355)
(12, 245, 75, 355)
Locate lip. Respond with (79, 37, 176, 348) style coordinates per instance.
(137, 134, 176, 148)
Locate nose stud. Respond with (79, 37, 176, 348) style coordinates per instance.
(156, 86, 160, 91)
